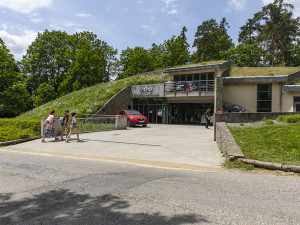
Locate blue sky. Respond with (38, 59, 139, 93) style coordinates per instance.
(0, 0, 299, 60)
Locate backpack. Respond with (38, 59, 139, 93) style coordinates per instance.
(59, 117, 64, 123)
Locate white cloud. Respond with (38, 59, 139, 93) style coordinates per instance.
(226, 0, 247, 13)
(162, 0, 176, 8)
(2, 24, 7, 30)
(262, 0, 300, 17)
(75, 13, 92, 17)
(0, 0, 53, 14)
(30, 18, 43, 23)
(167, 9, 178, 14)
(0, 29, 37, 59)
(64, 22, 82, 27)
(140, 24, 157, 36)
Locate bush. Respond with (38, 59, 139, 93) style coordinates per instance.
(264, 120, 274, 125)
(0, 119, 41, 142)
(277, 114, 300, 123)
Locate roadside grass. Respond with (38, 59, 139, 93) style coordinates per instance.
(0, 119, 40, 142)
(222, 161, 255, 170)
(17, 72, 168, 120)
(229, 67, 300, 77)
(228, 123, 300, 166)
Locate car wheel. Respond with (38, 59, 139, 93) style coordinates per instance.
(127, 119, 131, 127)
(143, 124, 147, 127)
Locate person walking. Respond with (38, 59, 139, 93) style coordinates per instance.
(41, 110, 58, 142)
(66, 112, 80, 142)
(60, 110, 70, 140)
(204, 108, 211, 129)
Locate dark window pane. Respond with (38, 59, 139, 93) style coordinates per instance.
(138, 99, 148, 104)
(258, 84, 272, 92)
(296, 104, 300, 112)
(201, 74, 207, 81)
(294, 96, 300, 102)
(181, 75, 187, 81)
(148, 98, 157, 104)
(194, 74, 200, 80)
(208, 73, 214, 80)
(257, 101, 272, 112)
(187, 74, 193, 81)
(174, 75, 180, 82)
(258, 92, 272, 101)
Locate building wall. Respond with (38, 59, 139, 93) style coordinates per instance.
(282, 90, 300, 112)
(223, 83, 257, 112)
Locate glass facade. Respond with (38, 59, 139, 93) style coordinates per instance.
(257, 84, 272, 112)
(294, 96, 300, 112)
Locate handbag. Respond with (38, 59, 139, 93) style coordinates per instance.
(47, 122, 54, 130)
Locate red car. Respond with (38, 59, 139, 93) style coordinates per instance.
(117, 110, 148, 127)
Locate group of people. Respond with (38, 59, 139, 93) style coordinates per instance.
(41, 110, 80, 143)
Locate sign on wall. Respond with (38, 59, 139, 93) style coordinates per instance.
(130, 84, 164, 98)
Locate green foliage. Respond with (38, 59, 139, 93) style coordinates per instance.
(229, 124, 300, 166)
(264, 120, 274, 125)
(238, 0, 300, 66)
(277, 114, 300, 123)
(17, 73, 169, 120)
(33, 83, 57, 107)
(21, 30, 117, 96)
(222, 161, 255, 170)
(193, 18, 234, 62)
(222, 44, 264, 67)
(239, 123, 244, 126)
(0, 119, 40, 142)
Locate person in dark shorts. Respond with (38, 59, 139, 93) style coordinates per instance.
(204, 108, 211, 129)
(66, 112, 80, 142)
(60, 110, 70, 140)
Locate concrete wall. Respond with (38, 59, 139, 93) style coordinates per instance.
(216, 122, 244, 161)
(95, 86, 132, 115)
(223, 83, 257, 112)
(215, 112, 299, 123)
(282, 90, 300, 112)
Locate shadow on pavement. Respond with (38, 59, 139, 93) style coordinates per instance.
(0, 189, 208, 224)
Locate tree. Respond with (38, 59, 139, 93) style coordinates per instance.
(118, 46, 153, 79)
(0, 38, 30, 117)
(238, 0, 300, 66)
(33, 83, 56, 107)
(161, 26, 190, 67)
(193, 18, 234, 62)
(222, 44, 264, 67)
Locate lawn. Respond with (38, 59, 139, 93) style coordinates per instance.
(229, 123, 300, 166)
(229, 67, 300, 77)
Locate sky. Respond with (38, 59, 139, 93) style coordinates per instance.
(0, 0, 300, 61)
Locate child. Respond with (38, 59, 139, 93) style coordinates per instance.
(66, 112, 80, 142)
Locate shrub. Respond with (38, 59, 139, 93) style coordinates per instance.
(0, 119, 41, 142)
(277, 114, 300, 123)
(264, 120, 274, 125)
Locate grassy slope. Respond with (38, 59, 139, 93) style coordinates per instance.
(229, 124, 300, 166)
(230, 67, 300, 77)
(18, 72, 168, 120)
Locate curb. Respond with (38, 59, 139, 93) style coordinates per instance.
(0, 137, 40, 147)
(237, 158, 300, 174)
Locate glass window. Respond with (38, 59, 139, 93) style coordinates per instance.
(138, 99, 148, 105)
(296, 104, 300, 112)
(208, 73, 214, 80)
(294, 96, 300, 102)
(148, 98, 157, 104)
(201, 74, 207, 81)
(187, 74, 193, 81)
(174, 75, 180, 82)
(257, 84, 272, 112)
(181, 75, 187, 81)
(194, 74, 200, 80)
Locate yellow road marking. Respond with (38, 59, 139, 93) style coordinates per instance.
(1, 147, 224, 172)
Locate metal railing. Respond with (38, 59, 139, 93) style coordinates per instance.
(77, 116, 116, 133)
(164, 81, 214, 93)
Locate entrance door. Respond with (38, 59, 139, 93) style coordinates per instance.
(148, 105, 157, 123)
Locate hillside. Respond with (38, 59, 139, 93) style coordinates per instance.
(18, 72, 168, 119)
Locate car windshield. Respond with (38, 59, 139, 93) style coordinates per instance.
(127, 110, 142, 115)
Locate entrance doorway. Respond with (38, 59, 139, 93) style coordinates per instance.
(169, 103, 214, 124)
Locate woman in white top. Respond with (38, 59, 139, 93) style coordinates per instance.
(66, 112, 80, 142)
(41, 110, 58, 142)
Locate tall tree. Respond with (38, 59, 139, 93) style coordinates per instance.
(0, 38, 30, 117)
(193, 18, 234, 62)
(238, 0, 300, 66)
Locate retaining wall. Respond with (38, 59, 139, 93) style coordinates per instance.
(216, 122, 245, 161)
(215, 112, 298, 123)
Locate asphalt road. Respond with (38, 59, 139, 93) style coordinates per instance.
(1, 150, 300, 225)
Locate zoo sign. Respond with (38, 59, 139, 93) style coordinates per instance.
(130, 84, 164, 98)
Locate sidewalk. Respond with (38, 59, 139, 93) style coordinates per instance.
(1, 124, 224, 170)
